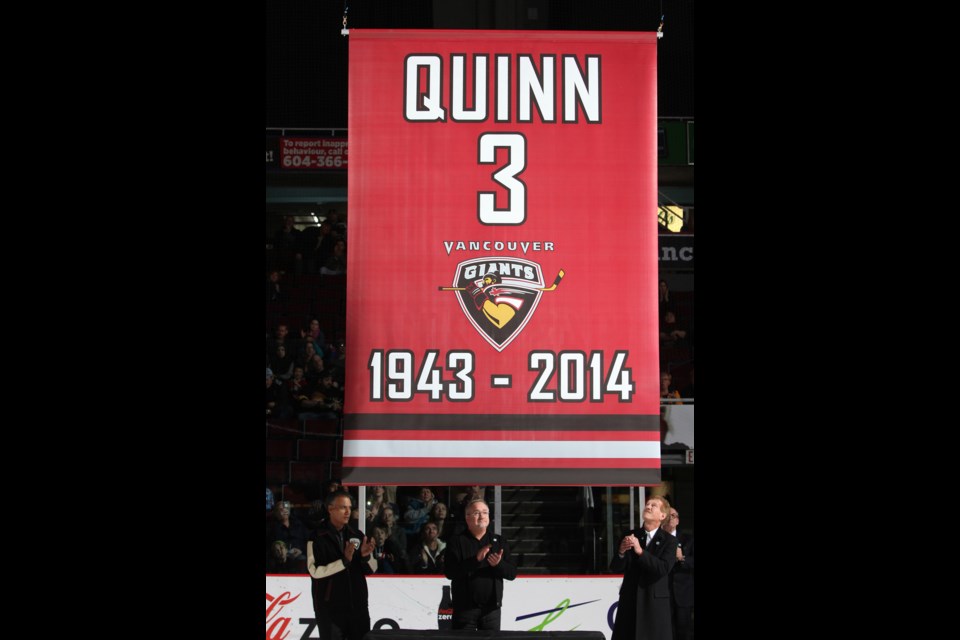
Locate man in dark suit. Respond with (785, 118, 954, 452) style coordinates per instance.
(664, 507, 694, 640)
(610, 496, 678, 640)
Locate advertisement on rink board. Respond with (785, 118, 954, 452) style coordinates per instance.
(266, 575, 623, 640)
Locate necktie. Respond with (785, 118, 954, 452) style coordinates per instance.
(640, 532, 647, 548)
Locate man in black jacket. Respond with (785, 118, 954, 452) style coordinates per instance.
(306, 490, 377, 639)
(443, 499, 517, 630)
(610, 496, 678, 640)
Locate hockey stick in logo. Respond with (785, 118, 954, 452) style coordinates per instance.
(438, 269, 565, 292)
(539, 269, 565, 291)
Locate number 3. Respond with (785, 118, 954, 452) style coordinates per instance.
(478, 132, 526, 225)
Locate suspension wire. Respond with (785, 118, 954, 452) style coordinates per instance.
(341, 0, 350, 36)
(657, 0, 664, 39)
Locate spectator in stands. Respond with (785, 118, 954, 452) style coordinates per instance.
(663, 507, 694, 640)
(274, 215, 303, 274)
(403, 487, 438, 536)
(266, 269, 283, 328)
(303, 317, 327, 345)
(270, 344, 295, 381)
(455, 486, 485, 503)
(318, 372, 344, 414)
(266, 269, 283, 304)
(658, 280, 673, 313)
(429, 501, 454, 542)
(660, 372, 682, 405)
(295, 390, 326, 420)
(305, 354, 327, 388)
(412, 522, 446, 574)
(306, 490, 376, 640)
(365, 485, 399, 528)
(287, 366, 309, 397)
(306, 334, 332, 363)
(312, 220, 339, 273)
(325, 339, 347, 385)
(370, 525, 405, 574)
(299, 223, 322, 273)
(268, 540, 305, 574)
(286, 365, 321, 418)
(321, 238, 347, 275)
(266, 486, 275, 512)
(444, 499, 517, 630)
(268, 323, 296, 361)
(267, 500, 309, 572)
(301, 319, 331, 362)
(659, 311, 687, 347)
(328, 209, 347, 238)
(377, 506, 409, 569)
(266, 368, 293, 419)
(297, 372, 341, 420)
(610, 496, 678, 640)
(296, 341, 319, 372)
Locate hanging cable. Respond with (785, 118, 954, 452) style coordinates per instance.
(657, 0, 664, 39)
(341, 0, 350, 36)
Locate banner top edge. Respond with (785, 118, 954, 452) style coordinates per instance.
(349, 29, 659, 43)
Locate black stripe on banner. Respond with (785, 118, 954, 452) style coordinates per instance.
(344, 414, 660, 431)
(341, 468, 662, 486)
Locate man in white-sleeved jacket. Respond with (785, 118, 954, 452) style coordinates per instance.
(307, 490, 377, 639)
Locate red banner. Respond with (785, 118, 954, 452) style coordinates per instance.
(345, 30, 659, 486)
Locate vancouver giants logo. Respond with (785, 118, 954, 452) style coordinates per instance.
(440, 257, 564, 351)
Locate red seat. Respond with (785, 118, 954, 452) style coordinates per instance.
(267, 418, 300, 439)
(303, 418, 339, 437)
(266, 439, 294, 461)
(266, 462, 287, 484)
(290, 461, 325, 484)
(298, 439, 335, 461)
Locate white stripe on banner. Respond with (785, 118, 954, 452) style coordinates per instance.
(343, 440, 661, 458)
